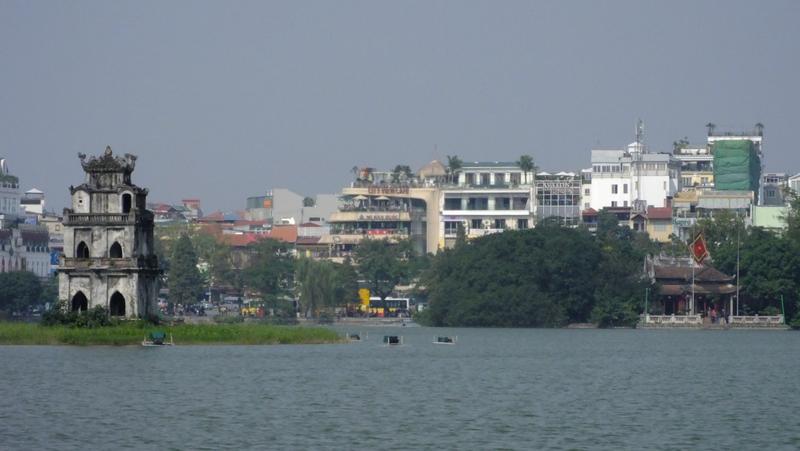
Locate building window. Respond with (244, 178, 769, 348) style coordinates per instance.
(109, 241, 123, 258)
(465, 173, 476, 185)
(584, 188, 590, 196)
(623, 201, 628, 207)
(517, 219, 528, 230)
(495, 197, 510, 210)
(444, 221, 460, 235)
(510, 173, 521, 185)
(121, 193, 132, 214)
(471, 218, 482, 229)
(494, 219, 506, 229)
(467, 197, 488, 210)
(444, 198, 461, 210)
(495, 173, 505, 185)
(76, 241, 90, 259)
(623, 184, 628, 194)
(480, 173, 491, 185)
(611, 184, 618, 194)
(611, 201, 618, 207)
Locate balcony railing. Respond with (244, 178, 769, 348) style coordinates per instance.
(641, 314, 703, 325)
(730, 315, 785, 326)
(65, 213, 136, 225)
(61, 257, 137, 269)
(329, 211, 411, 223)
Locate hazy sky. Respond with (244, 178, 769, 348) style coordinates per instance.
(1, 0, 798, 212)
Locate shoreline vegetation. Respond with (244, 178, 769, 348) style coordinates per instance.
(0, 322, 343, 346)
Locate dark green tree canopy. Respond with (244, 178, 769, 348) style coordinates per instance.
(0, 271, 44, 313)
(168, 234, 204, 305)
(243, 239, 295, 310)
(355, 239, 410, 306)
(423, 224, 651, 328)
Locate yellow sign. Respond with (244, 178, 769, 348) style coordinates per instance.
(358, 288, 370, 305)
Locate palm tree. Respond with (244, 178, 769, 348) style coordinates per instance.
(446, 155, 463, 184)
(705, 122, 716, 136)
(516, 154, 537, 184)
(755, 122, 764, 136)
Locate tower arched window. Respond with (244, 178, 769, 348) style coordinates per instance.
(110, 292, 126, 316)
(109, 241, 123, 259)
(71, 292, 88, 312)
(76, 241, 90, 259)
(122, 193, 132, 214)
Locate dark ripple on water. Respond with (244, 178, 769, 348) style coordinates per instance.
(1, 329, 799, 450)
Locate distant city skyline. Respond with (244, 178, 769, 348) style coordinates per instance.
(1, 1, 798, 212)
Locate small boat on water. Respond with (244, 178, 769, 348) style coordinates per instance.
(383, 335, 403, 346)
(346, 332, 366, 341)
(433, 336, 457, 345)
(142, 331, 174, 347)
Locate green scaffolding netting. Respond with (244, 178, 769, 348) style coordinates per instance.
(712, 140, 760, 192)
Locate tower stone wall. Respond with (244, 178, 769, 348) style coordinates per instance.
(57, 147, 159, 318)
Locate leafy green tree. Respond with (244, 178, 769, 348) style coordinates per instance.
(0, 271, 43, 313)
(335, 257, 360, 307)
(153, 222, 192, 272)
(446, 155, 463, 184)
(303, 196, 316, 207)
(168, 234, 204, 306)
(424, 220, 651, 328)
(41, 276, 59, 306)
(391, 165, 413, 183)
(355, 238, 410, 315)
(295, 258, 332, 317)
(737, 227, 800, 318)
(516, 154, 537, 184)
(455, 222, 467, 249)
(243, 239, 295, 312)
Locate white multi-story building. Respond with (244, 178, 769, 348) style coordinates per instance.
(761, 172, 788, 206)
(674, 145, 714, 190)
(789, 173, 800, 197)
(589, 141, 681, 212)
(0, 226, 51, 277)
(0, 158, 21, 225)
(20, 188, 45, 216)
(440, 162, 534, 248)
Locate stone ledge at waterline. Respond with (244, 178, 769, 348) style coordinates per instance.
(0, 322, 344, 345)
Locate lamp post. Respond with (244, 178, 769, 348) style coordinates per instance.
(735, 221, 740, 316)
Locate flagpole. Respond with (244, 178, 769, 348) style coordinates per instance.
(691, 259, 695, 315)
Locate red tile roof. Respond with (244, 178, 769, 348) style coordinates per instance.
(266, 225, 297, 243)
(647, 207, 672, 220)
(222, 233, 261, 247)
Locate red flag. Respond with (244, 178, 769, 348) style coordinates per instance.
(690, 232, 709, 263)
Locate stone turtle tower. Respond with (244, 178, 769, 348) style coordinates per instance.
(58, 147, 159, 318)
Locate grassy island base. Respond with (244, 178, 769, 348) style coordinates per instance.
(0, 322, 343, 346)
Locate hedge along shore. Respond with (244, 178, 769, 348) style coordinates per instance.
(0, 322, 344, 346)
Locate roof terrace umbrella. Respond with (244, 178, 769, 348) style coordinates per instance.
(353, 195, 367, 200)
(375, 196, 390, 201)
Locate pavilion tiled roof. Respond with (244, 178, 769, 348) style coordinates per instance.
(647, 207, 673, 220)
(653, 264, 733, 283)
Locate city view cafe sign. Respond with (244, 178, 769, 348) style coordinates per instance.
(367, 186, 410, 195)
(357, 212, 402, 221)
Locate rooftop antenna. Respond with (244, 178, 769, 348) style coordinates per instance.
(635, 118, 645, 145)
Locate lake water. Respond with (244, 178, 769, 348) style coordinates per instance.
(1, 327, 799, 450)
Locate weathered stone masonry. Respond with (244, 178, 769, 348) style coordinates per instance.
(57, 147, 159, 318)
